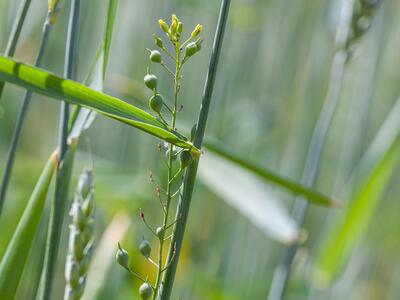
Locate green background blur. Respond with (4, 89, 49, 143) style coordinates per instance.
(0, 0, 399, 299)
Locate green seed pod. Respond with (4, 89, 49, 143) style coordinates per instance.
(180, 150, 193, 168)
(139, 282, 153, 300)
(116, 246, 130, 269)
(185, 42, 198, 57)
(149, 50, 162, 63)
(144, 74, 158, 91)
(139, 240, 152, 258)
(154, 35, 163, 48)
(156, 227, 165, 239)
(149, 94, 164, 114)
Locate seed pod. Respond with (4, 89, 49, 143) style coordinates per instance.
(139, 282, 153, 300)
(149, 94, 164, 114)
(116, 246, 130, 269)
(191, 24, 203, 38)
(185, 42, 198, 57)
(139, 240, 152, 258)
(156, 227, 165, 239)
(180, 150, 193, 168)
(154, 35, 163, 48)
(144, 74, 158, 91)
(158, 19, 169, 33)
(149, 50, 162, 63)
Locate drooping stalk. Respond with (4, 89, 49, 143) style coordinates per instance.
(0, 0, 33, 99)
(37, 1, 80, 299)
(0, 8, 54, 214)
(160, 1, 231, 298)
(267, 1, 383, 299)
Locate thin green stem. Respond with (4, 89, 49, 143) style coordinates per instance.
(37, 1, 80, 299)
(160, 1, 231, 299)
(0, 14, 52, 215)
(0, 0, 33, 100)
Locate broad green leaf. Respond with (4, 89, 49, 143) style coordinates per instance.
(0, 152, 57, 298)
(314, 99, 400, 287)
(0, 55, 196, 151)
(198, 151, 299, 244)
(204, 139, 338, 207)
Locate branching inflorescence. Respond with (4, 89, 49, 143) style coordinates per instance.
(115, 15, 203, 300)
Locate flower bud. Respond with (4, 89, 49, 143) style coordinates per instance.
(149, 50, 162, 63)
(185, 42, 198, 57)
(116, 245, 130, 269)
(177, 22, 183, 35)
(139, 282, 153, 300)
(139, 240, 152, 258)
(144, 74, 158, 91)
(154, 35, 163, 48)
(191, 24, 202, 38)
(170, 20, 177, 35)
(180, 150, 193, 168)
(149, 94, 164, 114)
(158, 19, 169, 33)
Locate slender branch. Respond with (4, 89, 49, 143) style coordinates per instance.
(0, 13, 52, 215)
(160, 1, 231, 299)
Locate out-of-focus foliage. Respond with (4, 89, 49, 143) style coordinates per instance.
(0, 0, 399, 299)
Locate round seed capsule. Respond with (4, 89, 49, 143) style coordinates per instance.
(156, 227, 164, 239)
(185, 42, 197, 57)
(149, 94, 164, 114)
(180, 150, 193, 168)
(149, 50, 162, 63)
(144, 74, 157, 91)
(116, 246, 130, 269)
(139, 282, 153, 300)
(139, 240, 151, 258)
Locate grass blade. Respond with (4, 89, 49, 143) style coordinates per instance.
(204, 139, 338, 207)
(0, 152, 57, 299)
(0, 0, 33, 99)
(0, 55, 196, 151)
(160, 1, 231, 298)
(313, 99, 400, 287)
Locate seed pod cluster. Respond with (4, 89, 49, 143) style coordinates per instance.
(64, 170, 95, 300)
(346, 0, 382, 49)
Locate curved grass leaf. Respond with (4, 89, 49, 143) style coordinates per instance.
(314, 99, 400, 287)
(204, 139, 338, 207)
(0, 152, 57, 299)
(0, 55, 195, 150)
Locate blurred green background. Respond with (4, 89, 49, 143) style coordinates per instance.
(0, 0, 399, 299)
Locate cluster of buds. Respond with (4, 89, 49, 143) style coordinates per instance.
(64, 170, 95, 300)
(346, 0, 383, 49)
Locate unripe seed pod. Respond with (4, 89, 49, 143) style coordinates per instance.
(149, 94, 164, 114)
(139, 240, 152, 258)
(185, 42, 198, 57)
(180, 150, 193, 168)
(154, 36, 163, 48)
(139, 282, 153, 300)
(156, 227, 165, 239)
(149, 50, 162, 63)
(144, 74, 158, 91)
(116, 246, 130, 269)
(158, 19, 169, 33)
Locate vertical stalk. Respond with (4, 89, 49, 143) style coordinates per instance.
(159, 1, 231, 298)
(0, 12, 52, 214)
(0, 0, 33, 99)
(267, 1, 355, 299)
(36, 1, 80, 299)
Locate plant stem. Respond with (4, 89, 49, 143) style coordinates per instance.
(159, 1, 231, 298)
(36, 1, 80, 299)
(0, 12, 52, 215)
(0, 0, 33, 100)
(267, 1, 355, 299)
(153, 41, 182, 300)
